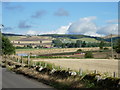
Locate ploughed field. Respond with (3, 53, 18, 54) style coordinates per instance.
(33, 59, 119, 77)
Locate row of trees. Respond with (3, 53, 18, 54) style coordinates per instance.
(52, 39, 110, 49)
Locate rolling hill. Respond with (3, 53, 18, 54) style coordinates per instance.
(2, 33, 119, 43)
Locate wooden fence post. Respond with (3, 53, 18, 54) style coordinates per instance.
(21, 56, 23, 67)
(94, 70, 97, 74)
(39, 62, 41, 67)
(17, 58, 20, 63)
(79, 68, 82, 76)
(113, 72, 116, 78)
(45, 63, 47, 68)
(68, 68, 70, 72)
(28, 55, 30, 67)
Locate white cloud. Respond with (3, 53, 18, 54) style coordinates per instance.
(97, 24, 118, 35)
(39, 23, 71, 35)
(27, 30, 37, 35)
(55, 23, 72, 34)
(28, 17, 118, 37)
(67, 16, 98, 36)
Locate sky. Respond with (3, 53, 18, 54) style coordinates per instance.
(1, 2, 118, 36)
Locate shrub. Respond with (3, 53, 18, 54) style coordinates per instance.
(103, 47, 109, 50)
(77, 49, 82, 52)
(85, 51, 93, 58)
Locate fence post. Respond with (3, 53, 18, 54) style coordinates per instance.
(113, 72, 116, 78)
(45, 63, 47, 68)
(17, 58, 20, 63)
(94, 70, 97, 74)
(28, 55, 30, 67)
(79, 68, 82, 76)
(39, 62, 41, 67)
(68, 68, 70, 72)
(21, 56, 23, 67)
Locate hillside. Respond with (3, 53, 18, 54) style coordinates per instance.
(102, 34, 120, 42)
(2, 33, 119, 43)
(41, 34, 106, 42)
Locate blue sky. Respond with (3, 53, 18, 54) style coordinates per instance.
(2, 2, 118, 36)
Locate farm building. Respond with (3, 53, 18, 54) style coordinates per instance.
(11, 36, 53, 48)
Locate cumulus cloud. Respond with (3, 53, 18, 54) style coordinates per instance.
(27, 30, 37, 35)
(31, 10, 46, 18)
(97, 24, 118, 35)
(18, 20, 32, 29)
(38, 23, 71, 35)
(67, 16, 98, 36)
(55, 23, 71, 34)
(54, 8, 69, 16)
(48, 17, 118, 37)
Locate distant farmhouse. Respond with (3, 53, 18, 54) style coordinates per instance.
(11, 36, 53, 48)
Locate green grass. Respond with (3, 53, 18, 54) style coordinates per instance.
(60, 37, 99, 43)
(23, 55, 83, 59)
(16, 48, 39, 51)
(71, 38, 99, 43)
(16, 48, 57, 51)
(7, 36, 26, 41)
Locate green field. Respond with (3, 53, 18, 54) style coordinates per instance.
(16, 48, 54, 51)
(7, 36, 26, 41)
(61, 37, 99, 43)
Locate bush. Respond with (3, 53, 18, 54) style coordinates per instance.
(103, 47, 109, 50)
(77, 49, 82, 52)
(85, 51, 93, 58)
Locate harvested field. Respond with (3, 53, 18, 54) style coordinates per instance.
(16, 47, 101, 54)
(33, 59, 119, 77)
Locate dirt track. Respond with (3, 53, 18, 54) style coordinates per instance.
(33, 59, 119, 77)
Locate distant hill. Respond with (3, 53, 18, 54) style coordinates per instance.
(102, 34, 118, 39)
(2, 33, 24, 36)
(2, 33, 119, 43)
(41, 34, 104, 42)
(102, 34, 120, 42)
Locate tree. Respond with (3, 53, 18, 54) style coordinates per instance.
(52, 39, 62, 48)
(82, 41, 86, 47)
(99, 41, 105, 49)
(114, 39, 120, 53)
(76, 40, 82, 47)
(2, 35, 15, 55)
(84, 51, 93, 58)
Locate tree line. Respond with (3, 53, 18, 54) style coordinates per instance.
(52, 39, 111, 49)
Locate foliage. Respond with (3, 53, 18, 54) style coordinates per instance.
(2, 35, 15, 55)
(76, 40, 82, 47)
(52, 39, 62, 48)
(84, 51, 93, 58)
(76, 49, 82, 52)
(114, 39, 120, 53)
(103, 47, 109, 50)
(99, 41, 105, 49)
